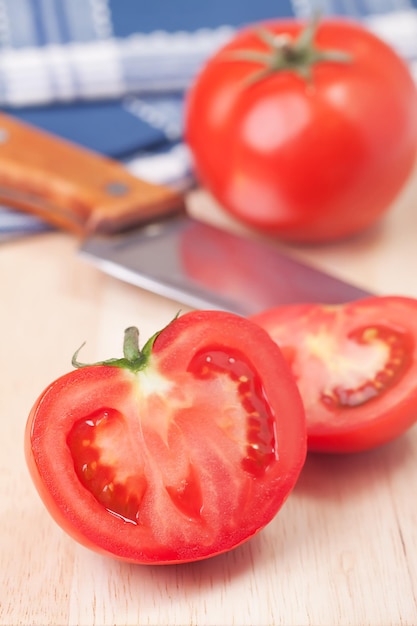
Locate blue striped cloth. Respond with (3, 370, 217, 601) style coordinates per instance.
(1, 0, 417, 236)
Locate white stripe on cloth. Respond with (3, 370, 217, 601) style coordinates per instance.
(0, 26, 234, 106)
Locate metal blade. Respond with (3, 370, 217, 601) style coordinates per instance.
(80, 214, 371, 316)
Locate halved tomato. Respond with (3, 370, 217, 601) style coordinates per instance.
(25, 311, 306, 564)
(251, 296, 417, 453)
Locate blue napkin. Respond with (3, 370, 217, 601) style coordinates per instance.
(1, 0, 296, 155)
(1, 0, 417, 236)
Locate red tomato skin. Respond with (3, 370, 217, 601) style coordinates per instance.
(25, 311, 306, 564)
(251, 297, 417, 453)
(185, 19, 417, 242)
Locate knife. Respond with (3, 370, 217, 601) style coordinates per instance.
(0, 112, 370, 315)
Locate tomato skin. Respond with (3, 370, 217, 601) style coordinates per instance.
(185, 19, 417, 243)
(251, 297, 417, 453)
(25, 311, 306, 564)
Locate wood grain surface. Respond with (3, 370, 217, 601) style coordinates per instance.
(1, 168, 417, 625)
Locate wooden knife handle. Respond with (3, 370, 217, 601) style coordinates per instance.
(0, 112, 185, 236)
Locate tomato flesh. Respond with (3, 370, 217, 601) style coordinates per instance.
(251, 297, 417, 453)
(67, 345, 278, 524)
(320, 325, 412, 410)
(189, 346, 278, 477)
(67, 408, 148, 524)
(26, 311, 306, 563)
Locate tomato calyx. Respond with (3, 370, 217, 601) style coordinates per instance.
(72, 326, 160, 373)
(229, 13, 351, 83)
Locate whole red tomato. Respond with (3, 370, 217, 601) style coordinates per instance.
(25, 311, 306, 564)
(185, 18, 417, 242)
(251, 296, 417, 453)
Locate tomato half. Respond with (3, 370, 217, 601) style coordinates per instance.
(251, 297, 417, 453)
(25, 311, 306, 564)
(185, 18, 417, 242)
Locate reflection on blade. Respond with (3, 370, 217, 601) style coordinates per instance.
(80, 215, 371, 316)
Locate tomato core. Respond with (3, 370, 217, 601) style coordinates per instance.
(321, 325, 412, 409)
(188, 347, 278, 477)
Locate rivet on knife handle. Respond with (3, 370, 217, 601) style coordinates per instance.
(0, 112, 185, 236)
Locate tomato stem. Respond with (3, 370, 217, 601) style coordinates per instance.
(228, 12, 351, 84)
(72, 326, 161, 373)
(72, 315, 181, 373)
(123, 326, 141, 361)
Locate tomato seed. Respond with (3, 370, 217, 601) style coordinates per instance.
(321, 325, 412, 409)
(67, 407, 147, 524)
(189, 346, 277, 477)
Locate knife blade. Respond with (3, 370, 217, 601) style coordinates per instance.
(0, 112, 370, 314)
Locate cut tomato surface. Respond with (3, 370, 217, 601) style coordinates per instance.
(251, 297, 417, 453)
(25, 311, 306, 564)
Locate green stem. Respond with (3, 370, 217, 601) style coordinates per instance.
(72, 326, 160, 373)
(123, 326, 141, 362)
(72, 314, 181, 373)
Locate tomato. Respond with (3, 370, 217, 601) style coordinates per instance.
(251, 296, 417, 453)
(25, 311, 306, 564)
(185, 17, 417, 243)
